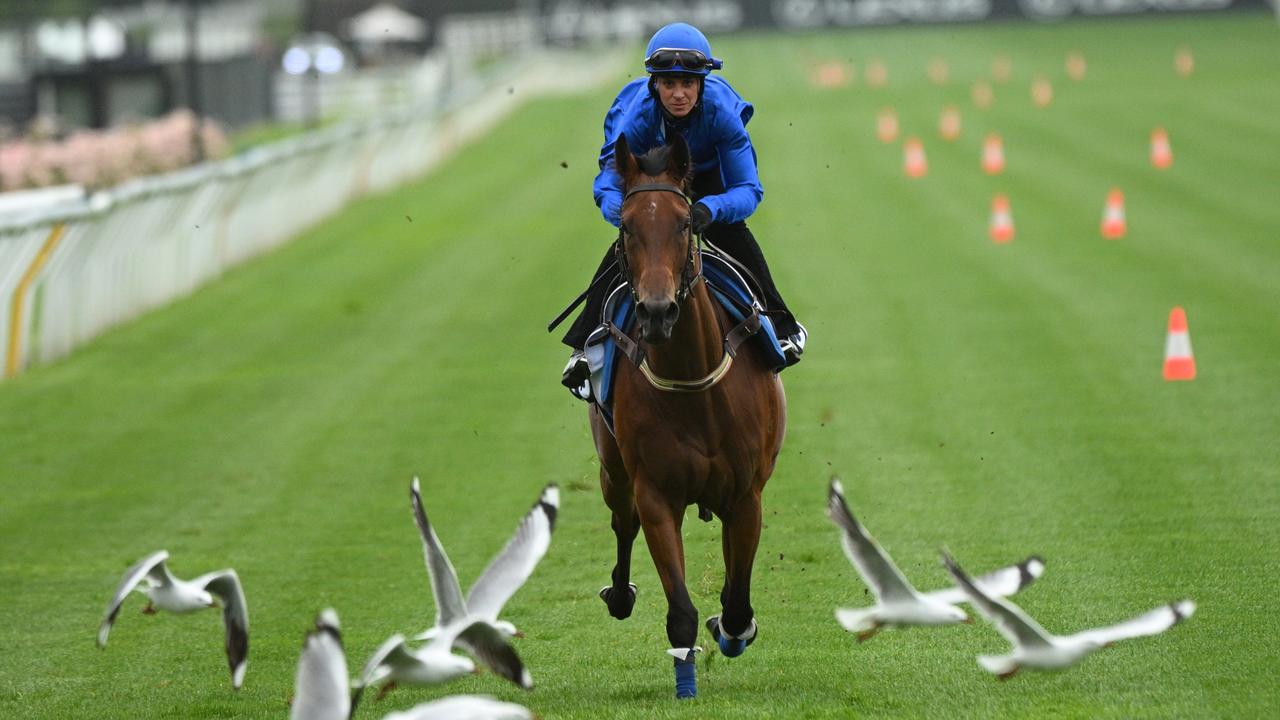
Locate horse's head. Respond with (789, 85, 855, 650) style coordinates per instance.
(614, 133, 696, 346)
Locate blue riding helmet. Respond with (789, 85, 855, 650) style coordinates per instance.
(644, 23, 723, 76)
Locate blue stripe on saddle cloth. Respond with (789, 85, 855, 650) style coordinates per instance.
(583, 251, 786, 428)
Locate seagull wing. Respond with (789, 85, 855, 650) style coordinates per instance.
(466, 484, 559, 622)
(411, 477, 468, 628)
(941, 551, 1054, 650)
(350, 634, 415, 716)
(98, 550, 170, 647)
(197, 570, 250, 690)
(381, 695, 534, 720)
(826, 478, 918, 604)
(454, 620, 532, 689)
(289, 609, 349, 720)
(922, 556, 1045, 606)
(1071, 599, 1196, 647)
(353, 634, 408, 691)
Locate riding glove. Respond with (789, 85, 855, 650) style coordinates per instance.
(691, 203, 713, 235)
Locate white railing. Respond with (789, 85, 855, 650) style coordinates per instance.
(0, 47, 625, 380)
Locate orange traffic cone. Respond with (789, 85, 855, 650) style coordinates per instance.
(904, 137, 927, 178)
(989, 194, 1014, 244)
(811, 61, 852, 88)
(1031, 76, 1053, 108)
(938, 106, 961, 141)
(1101, 188, 1127, 239)
(1163, 307, 1196, 381)
(992, 54, 1012, 84)
(866, 58, 887, 88)
(971, 79, 993, 109)
(1065, 51, 1087, 81)
(1150, 127, 1173, 170)
(982, 133, 1005, 175)
(877, 108, 899, 143)
(928, 57, 950, 85)
(1174, 46, 1194, 77)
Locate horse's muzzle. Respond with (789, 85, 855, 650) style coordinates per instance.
(636, 298, 679, 344)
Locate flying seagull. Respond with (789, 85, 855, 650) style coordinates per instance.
(289, 608, 349, 720)
(353, 478, 556, 707)
(97, 550, 249, 689)
(380, 695, 535, 720)
(410, 477, 559, 646)
(827, 478, 1043, 641)
(941, 549, 1195, 679)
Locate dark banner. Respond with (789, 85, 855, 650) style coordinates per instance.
(418, 0, 1270, 50)
(526, 0, 1270, 39)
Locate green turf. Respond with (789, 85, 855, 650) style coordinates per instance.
(3, 12, 1279, 719)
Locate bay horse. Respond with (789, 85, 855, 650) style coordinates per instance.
(590, 133, 786, 699)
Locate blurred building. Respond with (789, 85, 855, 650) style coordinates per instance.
(0, 0, 289, 134)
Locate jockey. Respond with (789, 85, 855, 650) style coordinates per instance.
(559, 22, 805, 395)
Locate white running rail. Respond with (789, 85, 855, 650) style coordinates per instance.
(0, 48, 624, 380)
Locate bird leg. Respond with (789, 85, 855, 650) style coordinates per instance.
(141, 601, 158, 615)
(856, 626, 881, 643)
(374, 681, 398, 702)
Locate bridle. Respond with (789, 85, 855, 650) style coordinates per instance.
(607, 182, 760, 393)
(614, 182, 702, 308)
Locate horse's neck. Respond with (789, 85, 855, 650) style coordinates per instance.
(644, 281, 724, 381)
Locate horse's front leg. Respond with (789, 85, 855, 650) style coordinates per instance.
(709, 489, 762, 658)
(635, 480, 699, 699)
(598, 465, 640, 620)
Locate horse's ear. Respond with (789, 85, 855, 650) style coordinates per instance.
(668, 134, 692, 182)
(614, 133, 638, 182)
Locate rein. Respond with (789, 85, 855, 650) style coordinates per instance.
(609, 182, 762, 394)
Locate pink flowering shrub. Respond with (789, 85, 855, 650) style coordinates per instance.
(0, 111, 230, 192)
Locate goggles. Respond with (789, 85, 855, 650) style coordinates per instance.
(644, 48, 722, 73)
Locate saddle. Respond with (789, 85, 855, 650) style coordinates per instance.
(584, 248, 787, 430)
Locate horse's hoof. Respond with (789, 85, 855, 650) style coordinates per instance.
(598, 583, 638, 620)
(706, 615, 757, 658)
(674, 656, 697, 699)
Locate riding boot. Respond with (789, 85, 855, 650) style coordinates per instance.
(701, 221, 805, 364)
(560, 247, 618, 391)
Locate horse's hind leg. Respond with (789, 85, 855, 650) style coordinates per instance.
(635, 480, 699, 698)
(710, 490, 762, 657)
(599, 464, 640, 620)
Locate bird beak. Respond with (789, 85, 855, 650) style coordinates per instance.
(470, 666, 484, 675)
(962, 616, 974, 624)
(514, 630, 526, 639)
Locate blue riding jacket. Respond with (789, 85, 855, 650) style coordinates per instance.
(592, 75, 762, 228)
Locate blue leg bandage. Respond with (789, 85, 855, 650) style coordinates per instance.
(674, 657, 697, 699)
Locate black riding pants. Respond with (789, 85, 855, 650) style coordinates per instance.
(561, 175, 798, 350)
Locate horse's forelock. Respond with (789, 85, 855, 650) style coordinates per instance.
(637, 144, 674, 180)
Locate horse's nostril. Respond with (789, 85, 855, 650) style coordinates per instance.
(639, 299, 674, 327)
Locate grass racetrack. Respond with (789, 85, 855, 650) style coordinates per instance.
(3, 13, 1279, 719)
